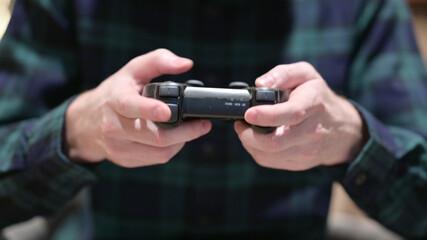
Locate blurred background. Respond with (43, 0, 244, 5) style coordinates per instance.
(0, 0, 426, 239)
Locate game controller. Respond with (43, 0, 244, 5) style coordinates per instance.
(142, 80, 289, 134)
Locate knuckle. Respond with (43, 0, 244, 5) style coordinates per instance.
(298, 61, 313, 70)
(100, 119, 119, 139)
(312, 131, 325, 142)
(104, 97, 113, 108)
(298, 61, 310, 67)
(152, 49, 172, 62)
(117, 97, 129, 114)
(298, 61, 321, 78)
(313, 97, 326, 112)
(280, 66, 293, 82)
(308, 123, 327, 141)
(127, 48, 172, 72)
(290, 108, 306, 124)
(269, 65, 292, 83)
(270, 69, 282, 83)
(153, 48, 170, 55)
(127, 56, 143, 70)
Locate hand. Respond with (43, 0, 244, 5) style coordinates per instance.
(234, 62, 368, 171)
(64, 49, 212, 167)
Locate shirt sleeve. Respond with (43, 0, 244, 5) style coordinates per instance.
(0, 0, 96, 228)
(323, 0, 427, 238)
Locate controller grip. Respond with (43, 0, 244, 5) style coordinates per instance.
(251, 125, 276, 134)
(155, 122, 180, 129)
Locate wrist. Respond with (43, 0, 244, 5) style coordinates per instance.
(323, 95, 369, 166)
(64, 91, 105, 164)
(340, 97, 369, 163)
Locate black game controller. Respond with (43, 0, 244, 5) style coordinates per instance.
(142, 80, 289, 134)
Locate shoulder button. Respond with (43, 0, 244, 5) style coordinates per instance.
(186, 79, 204, 87)
(229, 81, 249, 89)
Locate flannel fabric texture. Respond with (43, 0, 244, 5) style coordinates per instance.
(0, 0, 427, 239)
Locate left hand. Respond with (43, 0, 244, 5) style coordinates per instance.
(234, 62, 368, 171)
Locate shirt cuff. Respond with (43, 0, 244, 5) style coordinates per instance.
(25, 97, 97, 198)
(321, 101, 397, 202)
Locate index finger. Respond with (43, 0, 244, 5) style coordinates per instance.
(125, 48, 193, 85)
(255, 62, 320, 89)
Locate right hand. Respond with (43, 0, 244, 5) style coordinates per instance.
(64, 49, 212, 167)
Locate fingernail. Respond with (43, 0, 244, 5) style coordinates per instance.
(258, 76, 274, 87)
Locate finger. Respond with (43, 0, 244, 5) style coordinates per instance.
(234, 121, 295, 153)
(124, 48, 193, 84)
(245, 84, 320, 126)
(117, 116, 212, 147)
(104, 139, 185, 168)
(109, 92, 171, 121)
(235, 117, 324, 153)
(132, 119, 212, 147)
(233, 127, 320, 171)
(237, 139, 297, 170)
(255, 62, 320, 90)
(241, 144, 316, 171)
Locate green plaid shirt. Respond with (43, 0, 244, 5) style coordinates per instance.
(1, 0, 427, 239)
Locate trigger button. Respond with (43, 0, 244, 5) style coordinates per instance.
(229, 81, 249, 89)
(186, 79, 205, 87)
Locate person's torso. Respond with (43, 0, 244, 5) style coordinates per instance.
(59, 0, 360, 238)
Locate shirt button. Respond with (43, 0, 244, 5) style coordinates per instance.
(355, 172, 368, 186)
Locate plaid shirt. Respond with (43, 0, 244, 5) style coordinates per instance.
(1, 0, 427, 239)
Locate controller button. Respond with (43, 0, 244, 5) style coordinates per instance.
(186, 79, 204, 87)
(166, 103, 179, 123)
(159, 86, 180, 97)
(229, 81, 249, 89)
(256, 90, 276, 102)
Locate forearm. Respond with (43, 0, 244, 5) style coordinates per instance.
(0, 99, 96, 228)
(324, 103, 427, 238)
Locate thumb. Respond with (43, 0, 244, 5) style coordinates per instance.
(124, 48, 193, 85)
